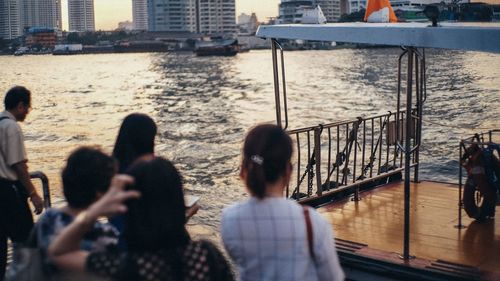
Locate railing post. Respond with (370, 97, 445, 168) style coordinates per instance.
(315, 126, 322, 196)
(455, 143, 466, 229)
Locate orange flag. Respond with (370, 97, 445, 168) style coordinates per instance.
(364, 0, 398, 23)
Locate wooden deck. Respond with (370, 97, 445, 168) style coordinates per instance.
(318, 181, 500, 278)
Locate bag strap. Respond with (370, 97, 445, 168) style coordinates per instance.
(302, 206, 316, 261)
(0, 116, 10, 122)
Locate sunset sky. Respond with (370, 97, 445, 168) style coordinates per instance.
(61, 0, 280, 31)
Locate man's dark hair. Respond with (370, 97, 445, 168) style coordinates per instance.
(62, 146, 116, 208)
(4, 86, 31, 110)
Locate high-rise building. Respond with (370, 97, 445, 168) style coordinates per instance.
(147, 0, 196, 32)
(196, 0, 237, 36)
(132, 0, 148, 30)
(340, 0, 349, 15)
(68, 0, 95, 32)
(38, 0, 62, 29)
(347, 0, 366, 13)
(316, 0, 341, 21)
(21, 0, 62, 30)
(278, 0, 342, 23)
(146, 0, 236, 36)
(0, 0, 22, 39)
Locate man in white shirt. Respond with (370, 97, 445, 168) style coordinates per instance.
(0, 86, 44, 280)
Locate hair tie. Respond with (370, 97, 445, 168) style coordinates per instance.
(251, 155, 264, 165)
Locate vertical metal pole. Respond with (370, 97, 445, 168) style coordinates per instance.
(456, 143, 465, 229)
(271, 40, 282, 128)
(296, 133, 300, 198)
(371, 118, 374, 178)
(378, 117, 383, 174)
(336, 126, 340, 186)
(414, 52, 421, 183)
(343, 124, 349, 185)
(307, 131, 312, 197)
(279, 48, 289, 130)
(353, 123, 360, 201)
(315, 127, 322, 196)
(328, 127, 332, 189)
(403, 48, 414, 260)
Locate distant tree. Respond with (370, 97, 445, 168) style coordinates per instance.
(63, 30, 135, 45)
(67, 32, 81, 43)
(0, 38, 7, 49)
(459, 3, 492, 21)
(338, 9, 366, 22)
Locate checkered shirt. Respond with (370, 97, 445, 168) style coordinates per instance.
(221, 197, 344, 281)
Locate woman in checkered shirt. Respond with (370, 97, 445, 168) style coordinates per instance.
(221, 124, 345, 281)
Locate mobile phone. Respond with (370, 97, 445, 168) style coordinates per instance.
(185, 195, 200, 208)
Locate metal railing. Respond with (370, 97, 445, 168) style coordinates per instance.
(287, 110, 419, 204)
(270, 41, 426, 259)
(30, 171, 51, 208)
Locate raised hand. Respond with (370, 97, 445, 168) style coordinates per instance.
(86, 175, 141, 221)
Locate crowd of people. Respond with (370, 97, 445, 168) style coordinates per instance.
(0, 86, 344, 281)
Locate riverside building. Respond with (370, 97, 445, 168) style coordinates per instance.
(196, 0, 237, 36)
(132, 0, 148, 30)
(315, 0, 341, 21)
(21, 0, 62, 30)
(0, 0, 22, 39)
(278, 0, 342, 23)
(68, 0, 95, 32)
(147, 0, 236, 37)
(147, 0, 197, 32)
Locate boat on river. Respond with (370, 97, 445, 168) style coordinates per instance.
(256, 22, 500, 280)
(194, 39, 239, 57)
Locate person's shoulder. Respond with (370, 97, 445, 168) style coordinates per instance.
(194, 240, 226, 260)
(194, 239, 217, 250)
(0, 115, 20, 131)
(37, 208, 67, 224)
(184, 239, 220, 258)
(222, 199, 251, 219)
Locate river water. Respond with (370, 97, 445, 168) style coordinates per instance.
(1, 49, 499, 241)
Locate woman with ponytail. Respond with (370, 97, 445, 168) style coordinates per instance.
(221, 124, 344, 281)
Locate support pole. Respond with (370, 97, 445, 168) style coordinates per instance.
(271, 39, 282, 128)
(455, 143, 466, 229)
(403, 48, 414, 260)
(413, 53, 421, 183)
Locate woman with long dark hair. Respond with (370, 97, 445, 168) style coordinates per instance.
(111, 113, 198, 243)
(112, 113, 157, 173)
(221, 124, 344, 281)
(48, 157, 233, 281)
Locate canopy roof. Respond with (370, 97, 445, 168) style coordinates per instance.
(256, 22, 500, 53)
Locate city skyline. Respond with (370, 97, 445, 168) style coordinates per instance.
(60, 0, 279, 31)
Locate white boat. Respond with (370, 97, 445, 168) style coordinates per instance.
(256, 22, 500, 280)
